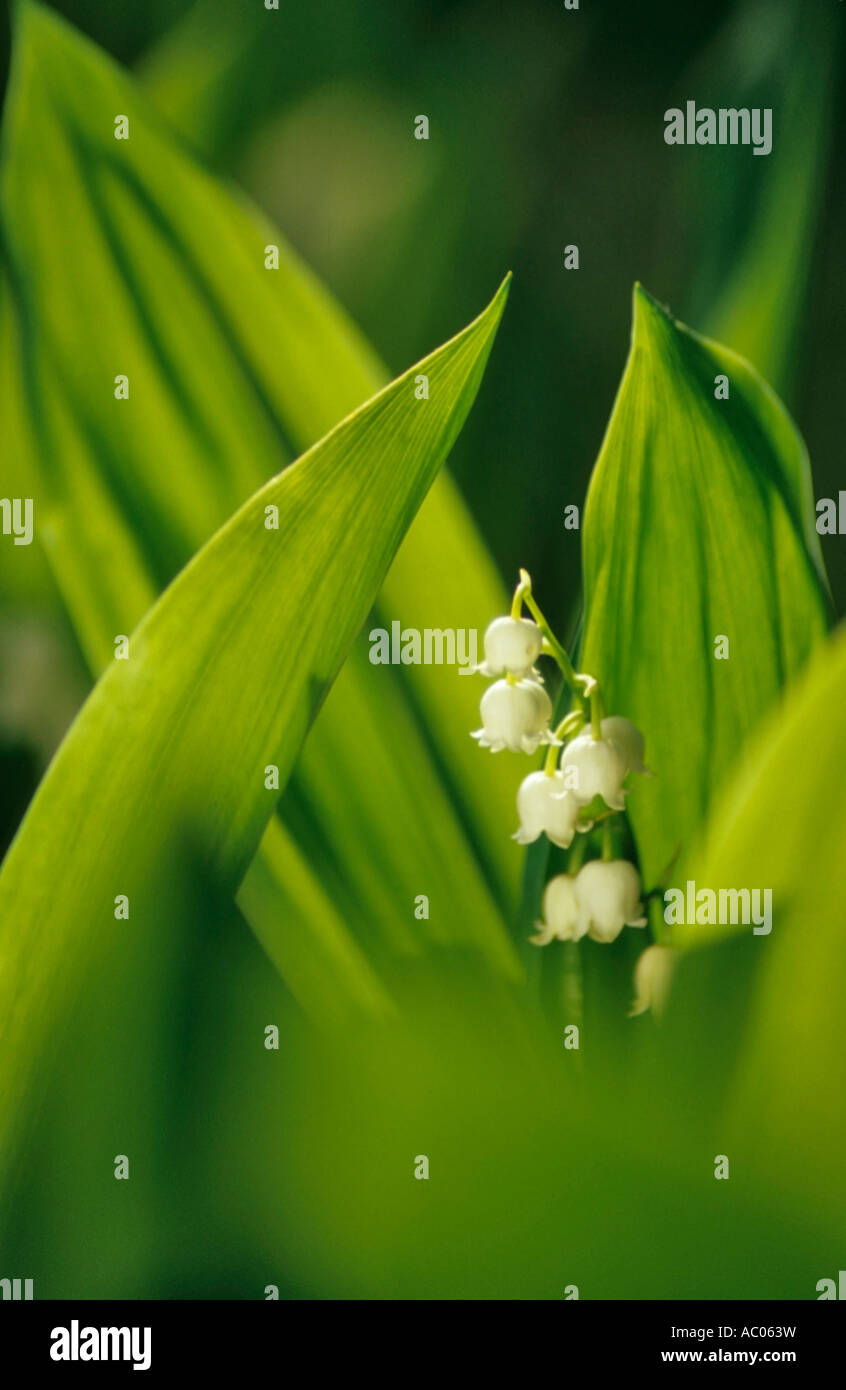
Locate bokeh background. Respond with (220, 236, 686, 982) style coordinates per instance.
(1, 0, 844, 1298)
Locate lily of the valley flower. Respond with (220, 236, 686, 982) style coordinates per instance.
(574, 859, 647, 943)
(560, 728, 628, 810)
(476, 615, 543, 677)
(530, 873, 585, 945)
(629, 944, 676, 1017)
(472, 678, 553, 753)
(472, 574, 655, 988)
(599, 716, 652, 777)
(513, 770, 590, 848)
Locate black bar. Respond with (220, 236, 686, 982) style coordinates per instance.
(1, 1299, 844, 1377)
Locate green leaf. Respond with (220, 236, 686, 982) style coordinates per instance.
(686, 0, 838, 393)
(0, 269, 53, 606)
(0, 272, 516, 1175)
(237, 815, 394, 1027)
(579, 284, 829, 895)
(0, 2, 520, 998)
(667, 624, 846, 1222)
(677, 620, 846, 952)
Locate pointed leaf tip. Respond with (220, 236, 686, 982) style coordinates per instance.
(584, 293, 829, 896)
(632, 283, 674, 344)
(475, 273, 508, 330)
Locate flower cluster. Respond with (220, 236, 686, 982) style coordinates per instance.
(530, 860, 646, 946)
(470, 615, 551, 752)
(470, 569, 663, 1012)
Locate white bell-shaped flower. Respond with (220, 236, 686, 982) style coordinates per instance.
(629, 945, 676, 1017)
(574, 859, 647, 943)
(599, 716, 651, 777)
(477, 616, 543, 677)
(513, 771, 590, 848)
(560, 729, 628, 810)
(471, 678, 553, 753)
(530, 874, 586, 946)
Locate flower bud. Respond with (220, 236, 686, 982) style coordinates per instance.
(599, 716, 651, 777)
(471, 678, 553, 753)
(629, 945, 676, 1017)
(478, 616, 543, 677)
(574, 859, 647, 943)
(530, 873, 585, 946)
(560, 729, 628, 810)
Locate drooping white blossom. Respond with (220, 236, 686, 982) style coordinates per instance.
(560, 729, 628, 810)
(530, 874, 585, 946)
(476, 616, 543, 678)
(599, 716, 651, 777)
(513, 771, 590, 848)
(471, 678, 553, 753)
(574, 859, 647, 943)
(629, 944, 676, 1017)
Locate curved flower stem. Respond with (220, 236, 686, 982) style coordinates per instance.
(543, 708, 587, 775)
(601, 821, 614, 862)
(575, 673, 605, 738)
(512, 573, 606, 738)
(566, 830, 590, 876)
(510, 570, 532, 619)
(554, 708, 586, 742)
(516, 570, 580, 688)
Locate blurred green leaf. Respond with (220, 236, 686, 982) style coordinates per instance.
(667, 623, 846, 1224)
(136, 0, 256, 164)
(684, 0, 839, 394)
(682, 623, 846, 944)
(579, 283, 829, 895)
(0, 268, 52, 605)
(0, 271, 514, 1176)
(0, 3, 520, 1006)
